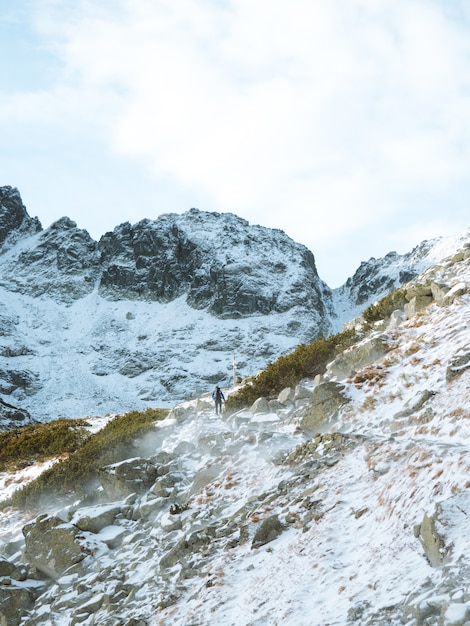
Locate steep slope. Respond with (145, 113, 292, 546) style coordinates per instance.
(0, 242, 469, 625)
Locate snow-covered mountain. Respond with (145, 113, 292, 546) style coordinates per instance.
(0, 185, 469, 425)
(0, 237, 469, 625)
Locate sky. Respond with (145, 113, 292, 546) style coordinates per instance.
(0, 0, 469, 287)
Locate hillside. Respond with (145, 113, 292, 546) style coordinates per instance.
(0, 241, 469, 625)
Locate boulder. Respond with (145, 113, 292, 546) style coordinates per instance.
(404, 295, 433, 319)
(393, 389, 435, 420)
(294, 380, 313, 401)
(22, 514, 88, 579)
(251, 515, 284, 549)
(430, 282, 450, 305)
(300, 382, 351, 432)
(69, 503, 126, 533)
(250, 397, 270, 414)
(443, 282, 468, 306)
(99, 458, 158, 500)
(326, 337, 388, 380)
(0, 584, 37, 626)
(278, 387, 294, 405)
(405, 283, 433, 300)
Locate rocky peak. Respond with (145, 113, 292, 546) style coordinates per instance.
(0, 186, 41, 250)
(98, 208, 331, 326)
(0, 212, 100, 302)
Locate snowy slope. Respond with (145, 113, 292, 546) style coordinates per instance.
(0, 243, 469, 625)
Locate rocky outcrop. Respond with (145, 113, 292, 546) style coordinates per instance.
(326, 337, 389, 380)
(414, 493, 470, 567)
(0, 216, 100, 302)
(0, 397, 33, 429)
(97, 209, 331, 324)
(99, 458, 160, 500)
(0, 186, 41, 251)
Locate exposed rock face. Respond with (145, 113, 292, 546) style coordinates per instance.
(0, 216, 100, 302)
(98, 209, 330, 322)
(0, 186, 41, 251)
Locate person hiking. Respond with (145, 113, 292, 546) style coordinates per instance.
(212, 386, 225, 415)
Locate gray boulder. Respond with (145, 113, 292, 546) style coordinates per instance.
(251, 515, 284, 549)
(22, 514, 89, 579)
(99, 458, 159, 500)
(69, 503, 129, 533)
(250, 397, 270, 414)
(0, 584, 37, 626)
(404, 295, 433, 319)
(300, 382, 351, 432)
(278, 387, 294, 405)
(326, 337, 388, 380)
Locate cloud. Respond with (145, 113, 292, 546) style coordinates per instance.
(1, 0, 470, 285)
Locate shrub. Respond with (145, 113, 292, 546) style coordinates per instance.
(6, 407, 168, 509)
(226, 328, 357, 410)
(0, 418, 91, 472)
(362, 287, 407, 323)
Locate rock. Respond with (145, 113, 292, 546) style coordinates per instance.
(288, 432, 362, 464)
(387, 309, 406, 329)
(405, 283, 433, 300)
(443, 282, 468, 305)
(294, 380, 313, 401)
(268, 399, 284, 412)
(250, 397, 270, 414)
(0, 186, 41, 251)
(22, 514, 89, 579)
(69, 504, 125, 533)
(0, 397, 33, 430)
(326, 337, 389, 380)
(446, 346, 470, 380)
(1, 215, 100, 302)
(251, 515, 284, 549)
(430, 282, 450, 305)
(0, 559, 15, 577)
(300, 382, 351, 432)
(404, 295, 433, 319)
(99, 458, 159, 500)
(415, 493, 470, 567)
(0, 584, 37, 626)
(278, 387, 294, 405)
(393, 389, 435, 419)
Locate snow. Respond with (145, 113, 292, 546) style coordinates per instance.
(0, 237, 469, 625)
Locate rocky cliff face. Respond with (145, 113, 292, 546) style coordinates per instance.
(0, 187, 41, 251)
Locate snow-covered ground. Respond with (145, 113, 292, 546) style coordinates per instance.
(0, 244, 469, 625)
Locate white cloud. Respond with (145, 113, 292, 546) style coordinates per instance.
(1, 0, 469, 286)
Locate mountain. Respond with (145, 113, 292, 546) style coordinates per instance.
(0, 185, 468, 426)
(0, 238, 469, 625)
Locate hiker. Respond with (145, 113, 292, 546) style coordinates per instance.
(212, 386, 225, 415)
